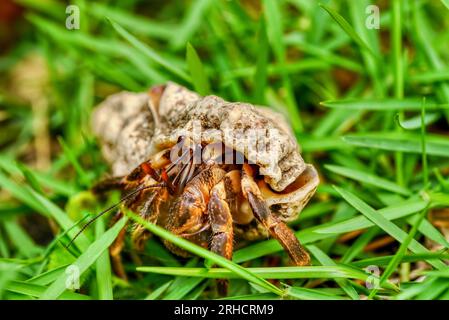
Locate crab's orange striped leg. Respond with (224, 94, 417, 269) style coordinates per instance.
(131, 185, 168, 250)
(109, 211, 128, 280)
(92, 150, 170, 195)
(241, 164, 310, 266)
(208, 179, 234, 295)
(91, 176, 125, 194)
(108, 182, 168, 279)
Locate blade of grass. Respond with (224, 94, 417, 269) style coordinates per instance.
(15, 0, 64, 18)
(396, 112, 439, 130)
(219, 292, 279, 300)
(370, 208, 428, 299)
(372, 98, 432, 290)
(58, 137, 91, 187)
(415, 278, 449, 300)
(27, 188, 91, 251)
(233, 198, 427, 263)
(0, 156, 77, 196)
(442, 0, 449, 10)
(3, 220, 42, 258)
(0, 171, 90, 251)
(285, 286, 347, 300)
(95, 217, 113, 300)
(40, 217, 127, 300)
(145, 280, 173, 300)
(300, 136, 350, 152)
(163, 278, 204, 300)
(319, 4, 376, 58)
(137, 265, 379, 282)
(170, 0, 214, 49)
(333, 186, 445, 269)
(325, 164, 410, 195)
(184, 280, 209, 300)
(0, 260, 24, 272)
(5, 281, 91, 300)
(224, 59, 329, 80)
(409, 70, 449, 84)
(253, 19, 269, 104)
(285, 33, 363, 73)
(264, 0, 302, 133)
(421, 97, 429, 186)
(341, 227, 379, 263)
(307, 245, 359, 299)
(423, 270, 449, 278)
(373, 98, 429, 291)
(162, 258, 203, 300)
(315, 197, 427, 234)
(126, 210, 284, 296)
(28, 14, 165, 85)
(412, 1, 449, 122)
(392, 0, 405, 187)
(348, 0, 383, 96)
(89, 3, 175, 39)
(321, 98, 447, 110)
(145, 239, 181, 267)
(109, 19, 190, 82)
(0, 232, 10, 258)
(16, 162, 44, 195)
(186, 42, 210, 95)
(352, 251, 449, 268)
(0, 170, 45, 213)
(394, 277, 438, 300)
(343, 132, 449, 157)
(27, 265, 68, 286)
(405, 215, 449, 248)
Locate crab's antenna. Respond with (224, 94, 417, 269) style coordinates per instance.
(65, 183, 164, 249)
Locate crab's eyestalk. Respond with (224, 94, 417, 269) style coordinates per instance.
(147, 84, 166, 130)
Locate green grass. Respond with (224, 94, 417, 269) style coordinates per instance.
(0, 0, 449, 300)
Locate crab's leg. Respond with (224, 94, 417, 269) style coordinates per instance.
(92, 148, 171, 194)
(91, 176, 125, 194)
(109, 183, 168, 279)
(166, 165, 226, 234)
(108, 181, 167, 279)
(109, 211, 128, 280)
(131, 186, 168, 250)
(241, 164, 310, 266)
(162, 165, 226, 256)
(126, 152, 171, 185)
(208, 179, 234, 295)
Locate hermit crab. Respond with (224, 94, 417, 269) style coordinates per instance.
(89, 83, 319, 292)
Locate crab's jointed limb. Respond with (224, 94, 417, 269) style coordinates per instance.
(208, 178, 234, 295)
(109, 211, 128, 280)
(241, 163, 311, 266)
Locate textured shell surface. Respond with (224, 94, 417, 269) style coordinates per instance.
(92, 82, 319, 222)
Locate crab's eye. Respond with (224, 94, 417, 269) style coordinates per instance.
(176, 136, 185, 144)
(202, 142, 224, 163)
(170, 137, 188, 160)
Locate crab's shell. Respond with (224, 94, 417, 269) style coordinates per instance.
(92, 82, 319, 222)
